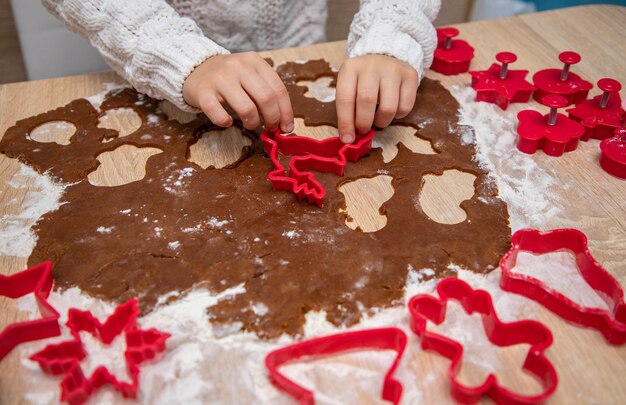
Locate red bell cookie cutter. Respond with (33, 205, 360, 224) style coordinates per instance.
(516, 95, 585, 156)
(567, 78, 624, 141)
(30, 298, 170, 405)
(260, 129, 375, 207)
(600, 128, 626, 179)
(0, 261, 60, 361)
(500, 228, 626, 344)
(408, 278, 557, 405)
(265, 327, 407, 405)
(469, 52, 536, 110)
(532, 51, 593, 106)
(431, 27, 475, 75)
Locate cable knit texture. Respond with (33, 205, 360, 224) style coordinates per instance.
(42, 0, 439, 112)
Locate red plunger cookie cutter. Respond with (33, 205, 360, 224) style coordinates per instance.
(431, 27, 475, 75)
(30, 298, 170, 405)
(408, 278, 557, 405)
(0, 261, 60, 361)
(260, 129, 375, 207)
(532, 51, 593, 106)
(600, 128, 626, 179)
(500, 228, 626, 344)
(567, 78, 624, 141)
(469, 52, 536, 110)
(265, 328, 407, 404)
(516, 95, 585, 156)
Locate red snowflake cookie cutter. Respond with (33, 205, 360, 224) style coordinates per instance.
(408, 278, 558, 405)
(532, 51, 592, 106)
(265, 327, 407, 404)
(260, 129, 375, 207)
(567, 78, 624, 141)
(30, 298, 170, 404)
(600, 128, 626, 179)
(431, 27, 475, 75)
(500, 228, 626, 344)
(0, 261, 60, 361)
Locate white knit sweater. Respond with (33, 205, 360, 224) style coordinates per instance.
(42, 0, 440, 112)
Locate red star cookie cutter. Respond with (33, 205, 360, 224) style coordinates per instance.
(567, 78, 624, 141)
(260, 129, 375, 207)
(500, 228, 626, 344)
(469, 52, 536, 110)
(408, 278, 557, 405)
(431, 27, 475, 75)
(516, 95, 585, 156)
(30, 298, 170, 405)
(265, 328, 407, 405)
(532, 51, 593, 106)
(600, 128, 626, 179)
(0, 261, 60, 361)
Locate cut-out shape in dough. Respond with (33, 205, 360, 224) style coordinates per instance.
(187, 126, 252, 169)
(292, 118, 337, 140)
(296, 77, 336, 103)
(417, 170, 476, 224)
(98, 108, 142, 138)
(88, 145, 163, 187)
(29, 121, 76, 145)
(338, 175, 394, 233)
(373, 125, 437, 163)
(158, 101, 198, 124)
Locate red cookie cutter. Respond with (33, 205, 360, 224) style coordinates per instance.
(0, 261, 60, 361)
(30, 298, 170, 405)
(567, 78, 624, 141)
(516, 95, 585, 156)
(431, 27, 475, 75)
(408, 278, 557, 405)
(532, 51, 593, 106)
(500, 228, 626, 345)
(265, 327, 407, 404)
(260, 129, 375, 207)
(600, 128, 626, 179)
(469, 52, 536, 110)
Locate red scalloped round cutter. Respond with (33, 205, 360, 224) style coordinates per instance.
(532, 51, 593, 106)
(600, 128, 626, 179)
(431, 27, 475, 75)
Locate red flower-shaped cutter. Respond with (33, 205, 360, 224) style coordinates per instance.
(408, 278, 557, 405)
(265, 327, 407, 404)
(260, 128, 375, 207)
(431, 27, 475, 75)
(500, 228, 626, 344)
(0, 261, 60, 361)
(469, 52, 536, 110)
(516, 95, 585, 156)
(532, 51, 593, 106)
(30, 298, 170, 404)
(600, 128, 626, 179)
(567, 78, 624, 141)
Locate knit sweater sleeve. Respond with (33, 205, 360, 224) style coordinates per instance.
(41, 0, 229, 112)
(347, 0, 441, 78)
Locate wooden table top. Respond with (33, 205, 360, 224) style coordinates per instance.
(1, 4, 625, 404)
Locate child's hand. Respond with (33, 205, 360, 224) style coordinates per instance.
(336, 55, 419, 143)
(183, 52, 294, 132)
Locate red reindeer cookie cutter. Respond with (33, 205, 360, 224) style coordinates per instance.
(532, 51, 592, 106)
(567, 78, 624, 141)
(599, 128, 626, 179)
(0, 261, 60, 361)
(408, 278, 557, 405)
(431, 27, 475, 75)
(30, 298, 170, 404)
(260, 129, 375, 207)
(500, 228, 626, 345)
(265, 327, 407, 404)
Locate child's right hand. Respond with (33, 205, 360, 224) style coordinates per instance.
(183, 52, 294, 133)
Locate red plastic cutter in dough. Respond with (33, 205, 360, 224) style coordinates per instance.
(500, 228, 626, 345)
(532, 51, 592, 106)
(431, 27, 475, 75)
(408, 278, 557, 405)
(0, 261, 60, 361)
(260, 129, 375, 207)
(30, 298, 170, 405)
(600, 128, 626, 179)
(265, 327, 407, 404)
(469, 52, 536, 110)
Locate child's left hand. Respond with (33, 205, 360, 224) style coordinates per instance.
(336, 55, 419, 143)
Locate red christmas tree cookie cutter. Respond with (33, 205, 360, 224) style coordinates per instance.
(265, 327, 407, 405)
(30, 298, 170, 404)
(532, 51, 593, 106)
(260, 129, 375, 207)
(0, 261, 60, 361)
(500, 228, 626, 345)
(567, 78, 624, 141)
(469, 51, 536, 110)
(431, 27, 475, 75)
(408, 278, 558, 405)
(600, 128, 626, 179)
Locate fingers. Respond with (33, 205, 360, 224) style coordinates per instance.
(355, 73, 380, 136)
(397, 72, 419, 118)
(256, 62, 294, 133)
(241, 72, 281, 131)
(218, 84, 260, 130)
(336, 65, 358, 143)
(197, 94, 233, 127)
(374, 76, 400, 128)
